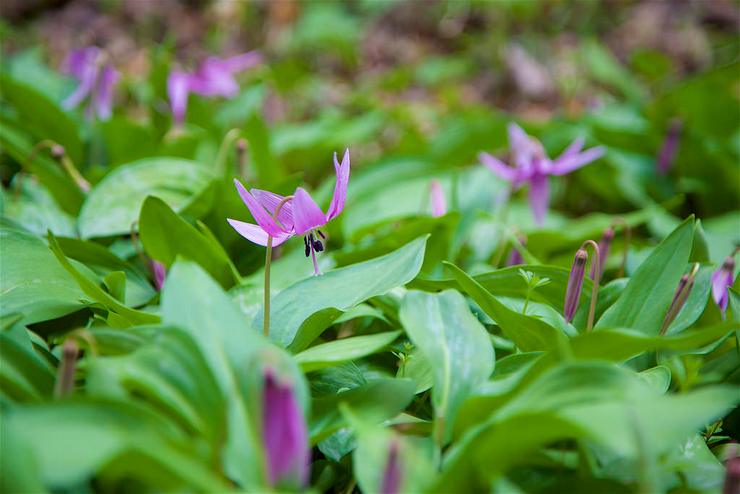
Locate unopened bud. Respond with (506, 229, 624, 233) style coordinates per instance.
(724, 456, 740, 494)
(564, 248, 588, 323)
(380, 440, 402, 494)
(591, 227, 614, 279)
(54, 339, 79, 398)
(50, 144, 66, 160)
(660, 265, 699, 335)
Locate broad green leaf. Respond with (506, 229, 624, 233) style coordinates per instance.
(161, 260, 307, 488)
(571, 323, 737, 361)
(54, 236, 155, 308)
(0, 318, 55, 402)
(0, 177, 77, 236)
(0, 222, 85, 325)
(310, 378, 416, 443)
(0, 75, 84, 164)
(256, 235, 427, 351)
(399, 290, 494, 443)
(445, 262, 569, 352)
(346, 407, 434, 494)
(78, 157, 214, 238)
(139, 196, 238, 288)
(1, 399, 230, 491)
(0, 120, 85, 213)
(597, 216, 695, 333)
(295, 331, 401, 372)
(47, 233, 160, 326)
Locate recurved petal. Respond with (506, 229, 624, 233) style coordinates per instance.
(528, 174, 550, 226)
(479, 152, 517, 182)
(550, 146, 605, 176)
(94, 66, 119, 121)
(227, 218, 291, 246)
(62, 56, 99, 110)
(292, 187, 328, 235)
(233, 179, 285, 237)
(251, 189, 295, 231)
(167, 71, 190, 125)
(223, 50, 263, 73)
(326, 148, 350, 220)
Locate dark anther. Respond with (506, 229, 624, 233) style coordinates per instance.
(313, 239, 324, 252)
(304, 236, 310, 257)
(317, 230, 326, 239)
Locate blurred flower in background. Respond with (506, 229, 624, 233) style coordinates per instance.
(62, 46, 119, 120)
(168, 50, 262, 125)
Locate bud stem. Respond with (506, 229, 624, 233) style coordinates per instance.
(54, 339, 79, 398)
(611, 217, 632, 278)
(660, 263, 699, 335)
(28, 139, 90, 192)
(581, 240, 601, 332)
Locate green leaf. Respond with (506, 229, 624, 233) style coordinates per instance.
(161, 260, 307, 488)
(1, 177, 77, 236)
(1, 399, 230, 491)
(570, 323, 737, 361)
(295, 331, 401, 372)
(399, 290, 494, 443)
(310, 378, 416, 443)
(139, 196, 238, 288)
(47, 232, 160, 326)
(0, 318, 55, 402)
(256, 235, 427, 351)
(445, 262, 569, 352)
(597, 216, 695, 333)
(0, 222, 85, 325)
(0, 75, 84, 164)
(243, 113, 280, 184)
(78, 157, 215, 238)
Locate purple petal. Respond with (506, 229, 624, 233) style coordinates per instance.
(150, 260, 167, 291)
(508, 122, 538, 170)
(251, 189, 295, 231)
(222, 50, 263, 73)
(557, 137, 585, 162)
(380, 441, 402, 494)
(167, 71, 190, 125)
(528, 174, 550, 225)
(657, 120, 682, 175)
(326, 149, 351, 221)
(62, 53, 99, 110)
(479, 152, 517, 182)
(191, 58, 240, 98)
(262, 368, 310, 488)
(233, 179, 285, 237)
(63, 47, 99, 80)
(227, 219, 291, 247)
(549, 146, 605, 176)
(292, 187, 328, 235)
(93, 66, 118, 121)
(711, 259, 735, 313)
(429, 180, 447, 217)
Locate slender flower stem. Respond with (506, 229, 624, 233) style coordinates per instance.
(263, 195, 294, 338)
(581, 240, 601, 332)
(27, 140, 90, 192)
(54, 339, 79, 398)
(215, 128, 242, 178)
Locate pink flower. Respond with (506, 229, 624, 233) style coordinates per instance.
(480, 123, 604, 225)
(167, 51, 262, 125)
(62, 47, 119, 121)
(712, 255, 736, 314)
(429, 180, 447, 217)
(228, 149, 350, 275)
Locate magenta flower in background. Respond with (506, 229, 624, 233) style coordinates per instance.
(590, 227, 614, 279)
(228, 149, 350, 275)
(62, 47, 119, 120)
(657, 119, 682, 175)
(168, 50, 262, 125)
(506, 234, 527, 266)
(262, 367, 310, 489)
(711, 254, 736, 314)
(429, 180, 447, 217)
(480, 123, 605, 225)
(150, 260, 167, 291)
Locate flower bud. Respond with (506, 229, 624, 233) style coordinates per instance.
(380, 441, 401, 494)
(564, 248, 588, 323)
(660, 264, 699, 335)
(506, 235, 526, 266)
(724, 456, 740, 494)
(712, 255, 736, 314)
(262, 367, 309, 488)
(50, 144, 66, 160)
(54, 339, 79, 398)
(429, 180, 447, 218)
